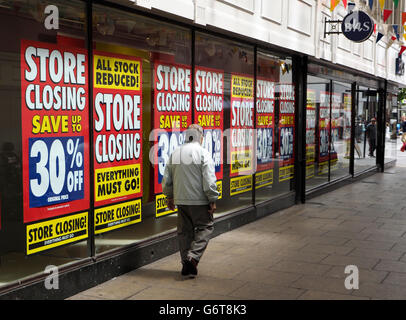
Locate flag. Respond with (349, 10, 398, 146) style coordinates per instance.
(400, 46, 406, 55)
(376, 32, 384, 43)
(342, 0, 348, 8)
(393, 25, 400, 41)
(402, 12, 406, 25)
(379, 0, 385, 10)
(330, 0, 340, 11)
(369, 0, 374, 9)
(383, 9, 392, 22)
(393, 0, 399, 8)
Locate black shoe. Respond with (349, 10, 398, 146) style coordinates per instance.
(181, 258, 198, 279)
(181, 261, 189, 277)
(188, 258, 198, 277)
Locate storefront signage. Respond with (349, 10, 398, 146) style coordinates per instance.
(195, 66, 224, 192)
(278, 84, 295, 182)
(26, 211, 88, 255)
(21, 40, 90, 223)
(318, 92, 330, 175)
(230, 74, 254, 196)
(306, 90, 316, 180)
(341, 11, 374, 43)
(153, 61, 192, 216)
(94, 199, 141, 234)
(93, 51, 143, 209)
(256, 78, 275, 189)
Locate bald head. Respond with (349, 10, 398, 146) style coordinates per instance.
(185, 124, 204, 144)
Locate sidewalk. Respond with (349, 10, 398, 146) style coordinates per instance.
(68, 151, 406, 300)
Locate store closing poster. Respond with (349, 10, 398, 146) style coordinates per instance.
(195, 66, 224, 197)
(318, 91, 330, 175)
(153, 61, 192, 217)
(230, 74, 254, 196)
(21, 39, 90, 254)
(256, 78, 275, 189)
(278, 83, 295, 182)
(93, 51, 143, 233)
(306, 89, 316, 179)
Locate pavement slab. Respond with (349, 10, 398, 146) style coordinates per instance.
(68, 162, 406, 300)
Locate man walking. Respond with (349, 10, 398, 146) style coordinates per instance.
(162, 124, 219, 278)
(365, 118, 377, 157)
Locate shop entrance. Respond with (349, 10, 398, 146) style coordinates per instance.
(354, 87, 378, 173)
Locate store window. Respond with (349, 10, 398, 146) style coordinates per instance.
(195, 32, 254, 215)
(0, 0, 89, 288)
(255, 51, 294, 203)
(354, 86, 378, 173)
(306, 76, 330, 189)
(306, 76, 351, 190)
(92, 5, 192, 253)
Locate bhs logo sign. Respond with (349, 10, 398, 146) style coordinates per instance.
(341, 11, 373, 43)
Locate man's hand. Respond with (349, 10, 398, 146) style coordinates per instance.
(208, 202, 216, 215)
(167, 198, 175, 211)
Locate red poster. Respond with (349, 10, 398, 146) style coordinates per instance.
(318, 91, 330, 165)
(278, 83, 295, 182)
(93, 51, 143, 207)
(21, 40, 89, 223)
(153, 61, 192, 194)
(306, 89, 316, 179)
(195, 66, 224, 180)
(331, 92, 340, 162)
(255, 78, 275, 189)
(256, 78, 275, 172)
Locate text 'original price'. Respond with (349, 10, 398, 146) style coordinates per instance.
(29, 136, 85, 208)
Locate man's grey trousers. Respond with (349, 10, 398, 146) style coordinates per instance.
(177, 204, 214, 263)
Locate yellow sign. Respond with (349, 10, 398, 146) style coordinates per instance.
(95, 199, 141, 234)
(230, 175, 253, 196)
(255, 169, 273, 189)
(94, 55, 141, 91)
(231, 150, 253, 174)
(95, 164, 141, 202)
(306, 164, 315, 179)
(231, 75, 254, 99)
(318, 161, 329, 175)
(26, 212, 88, 255)
(156, 194, 177, 218)
(216, 180, 223, 200)
(279, 165, 294, 182)
(306, 145, 315, 163)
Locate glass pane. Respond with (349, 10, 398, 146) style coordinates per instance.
(255, 51, 294, 203)
(306, 76, 329, 189)
(195, 32, 254, 215)
(0, 0, 89, 288)
(354, 86, 377, 173)
(92, 5, 192, 253)
(330, 81, 351, 181)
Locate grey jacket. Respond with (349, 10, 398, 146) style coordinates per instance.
(162, 141, 219, 205)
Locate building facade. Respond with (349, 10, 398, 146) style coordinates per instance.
(0, 0, 404, 299)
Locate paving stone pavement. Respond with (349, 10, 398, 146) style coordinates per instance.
(68, 165, 406, 300)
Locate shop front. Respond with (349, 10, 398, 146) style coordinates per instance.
(0, 0, 401, 299)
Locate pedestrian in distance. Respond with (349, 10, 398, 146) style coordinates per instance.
(400, 116, 406, 152)
(162, 124, 219, 279)
(365, 117, 377, 157)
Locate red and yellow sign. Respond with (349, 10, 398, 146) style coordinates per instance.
(93, 51, 143, 207)
(21, 39, 90, 223)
